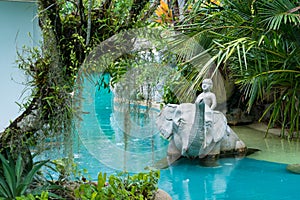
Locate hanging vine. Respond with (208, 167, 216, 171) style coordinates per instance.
(0, 0, 160, 163)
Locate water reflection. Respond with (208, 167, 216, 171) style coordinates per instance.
(159, 158, 242, 200)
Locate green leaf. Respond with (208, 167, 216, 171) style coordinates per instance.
(15, 155, 23, 188)
(0, 153, 15, 197)
(23, 160, 49, 186)
(0, 177, 11, 198)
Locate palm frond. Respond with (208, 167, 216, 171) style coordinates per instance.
(164, 0, 300, 138)
(258, 0, 300, 30)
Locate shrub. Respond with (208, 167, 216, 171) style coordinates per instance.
(74, 170, 160, 200)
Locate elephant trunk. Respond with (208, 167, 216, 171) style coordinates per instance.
(185, 100, 206, 157)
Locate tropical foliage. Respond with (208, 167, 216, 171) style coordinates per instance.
(74, 170, 160, 200)
(0, 151, 48, 199)
(168, 0, 300, 138)
(1, 0, 159, 168)
(1, 0, 162, 198)
(1, 0, 299, 198)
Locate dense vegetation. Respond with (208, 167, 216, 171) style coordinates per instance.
(171, 0, 300, 138)
(0, 0, 299, 198)
(1, 0, 161, 198)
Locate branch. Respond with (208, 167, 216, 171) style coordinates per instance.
(0, 97, 40, 150)
(38, 0, 62, 41)
(86, 0, 92, 46)
(78, 0, 86, 26)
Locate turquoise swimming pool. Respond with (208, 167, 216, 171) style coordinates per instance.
(74, 75, 300, 200)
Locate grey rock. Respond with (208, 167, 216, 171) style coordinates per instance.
(154, 189, 172, 200)
(286, 164, 300, 174)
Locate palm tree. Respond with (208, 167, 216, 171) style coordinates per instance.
(168, 0, 300, 138)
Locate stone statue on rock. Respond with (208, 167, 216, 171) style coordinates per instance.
(156, 79, 246, 165)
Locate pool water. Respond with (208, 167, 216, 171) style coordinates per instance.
(75, 75, 168, 172)
(75, 75, 300, 200)
(159, 157, 299, 200)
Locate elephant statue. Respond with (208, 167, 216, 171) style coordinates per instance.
(156, 100, 247, 164)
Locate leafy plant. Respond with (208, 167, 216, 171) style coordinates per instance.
(15, 191, 49, 200)
(168, 0, 300, 138)
(0, 152, 49, 199)
(74, 170, 160, 200)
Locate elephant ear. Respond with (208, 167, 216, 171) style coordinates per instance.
(211, 111, 227, 142)
(156, 104, 178, 139)
(162, 104, 178, 120)
(172, 104, 182, 128)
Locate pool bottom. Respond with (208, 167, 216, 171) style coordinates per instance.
(232, 126, 300, 165)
